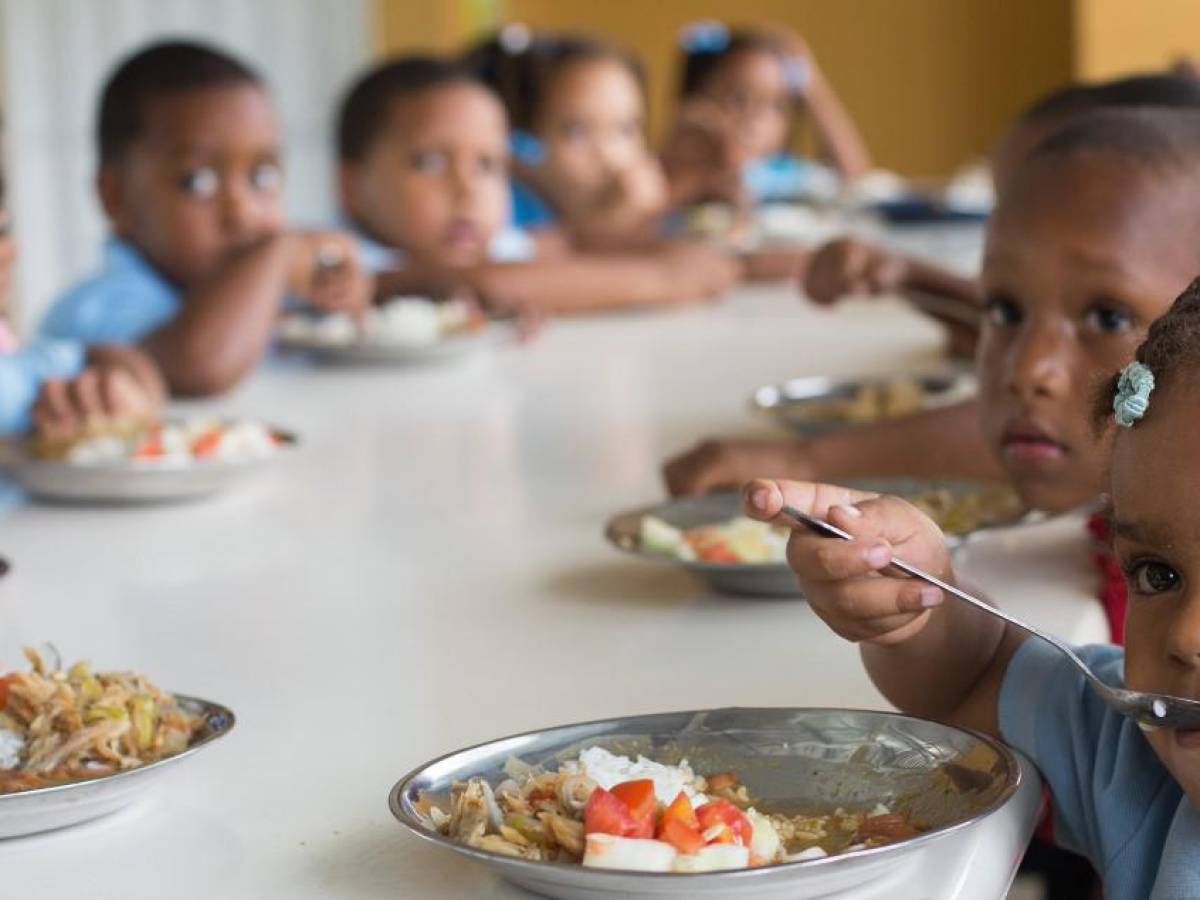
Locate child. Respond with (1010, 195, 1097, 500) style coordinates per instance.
(803, 73, 1200, 345)
(464, 29, 668, 252)
(665, 105, 1200, 511)
(742, 280, 1200, 897)
(664, 21, 871, 208)
(38, 41, 372, 396)
(337, 55, 739, 314)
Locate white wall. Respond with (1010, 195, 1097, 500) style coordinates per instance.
(0, 0, 372, 332)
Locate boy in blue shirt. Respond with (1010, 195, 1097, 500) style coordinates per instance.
(40, 41, 372, 396)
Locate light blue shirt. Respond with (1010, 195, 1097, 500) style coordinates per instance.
(39, 238, 180, 345)
(743, 153, 840, 204)
(999, 640, 1199, 899)
(0, 340, 86, 434)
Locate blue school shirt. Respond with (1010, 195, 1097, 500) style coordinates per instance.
(999, 640, 1200, 899)
(39, 238, 179, 345)
(743, 153, 840, 203)
(510, 179, 556, 230)
(0, 340, 86, 434)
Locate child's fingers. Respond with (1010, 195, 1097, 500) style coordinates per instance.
(808, 577, 940, 643)
(742, 478, 878, 524)
(66, 369, 103, 419)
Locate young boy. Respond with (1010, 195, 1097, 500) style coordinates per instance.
(336, 55, 739, 314)
(38, 41, 372, 396)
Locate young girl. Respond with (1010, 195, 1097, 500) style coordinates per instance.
(742, 280, 1200, 898)
(464, 29, 669, 252)
(337, 55, 740, 315)
(665, 105, 1200, 518)
(663, 21, 871, 208)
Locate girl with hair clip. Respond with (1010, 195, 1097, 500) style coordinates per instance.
(662, 20, 872, 209)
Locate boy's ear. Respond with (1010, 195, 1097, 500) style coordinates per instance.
(96, 164, 128, 231)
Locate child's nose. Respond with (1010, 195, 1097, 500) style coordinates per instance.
(1005, 320, 1071, 401)
(219, 180, 259, 236)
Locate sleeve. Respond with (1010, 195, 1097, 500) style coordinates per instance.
(998, 640, 1160, 864)
(488, 226, 537, 263)
(509, 179, 556, 230)
(38, 271, 180, 345)
(0, 340, 86, 434)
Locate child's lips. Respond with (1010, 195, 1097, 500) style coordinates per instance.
(1001, 421, 1067, 465)
(444, 220, 484, 250)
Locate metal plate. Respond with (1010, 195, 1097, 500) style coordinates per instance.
(751, 371, 975, 436)
(278, 322, 512, 366)
(604, 482, 1026, 598)
(0, 429, 296, 505)
(389, 707, 1020, 900)
(0, 694, 234, 838)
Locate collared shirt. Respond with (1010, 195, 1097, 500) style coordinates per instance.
(39, 238, 180, 345)
(0, 339, 85, 434)
(999, 639, 1199, 899)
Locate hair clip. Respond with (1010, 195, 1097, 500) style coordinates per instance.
(498, 22, 532, 55)
(782, 55, 812, 96)
(1113, 360, 1155, 427)
(680, 20, 729, 55)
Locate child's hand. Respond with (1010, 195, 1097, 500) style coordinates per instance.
(803, 238, 908, 306)
(743, 478, 952, 646)
(660, 100, 748, 208)
(32, 346, 165, 441)
(661, 242, 740, 300)
(663, 439, 815, 497)
(286, 231, 374, 316)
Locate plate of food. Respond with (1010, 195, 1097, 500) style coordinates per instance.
(0, 645, 234, 837)
(605, 481, 1026, 597)
(0, 417, 295, 504)
(278, 297, 509, 365)
(389, 706, 1020, 899)
(751, 372, 975, 436)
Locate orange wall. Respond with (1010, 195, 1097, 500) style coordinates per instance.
(375, 0, 1074, 176)
(1072, 0, 1200, 80)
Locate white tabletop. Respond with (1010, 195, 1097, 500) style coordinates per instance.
(0, 282, 1071, 898)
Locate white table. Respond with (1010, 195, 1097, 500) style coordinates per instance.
(0, 284, 1071, 897)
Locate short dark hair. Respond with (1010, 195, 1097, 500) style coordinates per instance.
(337, 55, 481, 162)
(1020, 73, 1200, 128)
(677, 28, 787, 99)
(463, 30, 644, 132)
(1022, 107, 1200, 181)
(97, 40, 262, 164)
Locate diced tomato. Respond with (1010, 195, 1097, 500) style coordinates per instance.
(132, 437, 164, 460)
(659, 791, 699, 830)
(658, 816, 705, 854)
(697, 799, 753, 847)
(610, 779, 656, 838)
(0, 673, 15, 709)
(527, 786, 556, 805)
(695, 541, 739, 563)
(703, 823, 734, 844)
(749, 853, 766, 867)
(191, 428, 223, 458)
(583, 786, 638, 837)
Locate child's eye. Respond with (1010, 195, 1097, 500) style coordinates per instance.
(1084, 303, 1133, 334)
(1127, 559, 1181, 595)
(412, 151, 447, 174)
(180, 167, 219, 199)
(478, 156, 503, 176)
(250, 162, 282, 193)
(984, 294, 1023, 327)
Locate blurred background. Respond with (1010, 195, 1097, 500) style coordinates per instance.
(3, 0, 1198, 324)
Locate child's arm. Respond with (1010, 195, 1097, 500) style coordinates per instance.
(144, 231, 371, 395)
(663, 399, 1003, 497)
(458, 243, 741, 314)
(743, 478, 1026, 735)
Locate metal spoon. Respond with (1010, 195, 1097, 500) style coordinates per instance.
(781, 505, 1200, 731)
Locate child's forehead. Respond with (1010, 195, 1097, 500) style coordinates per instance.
(137, 83, 280, 154)
(381, 83, 507, 138)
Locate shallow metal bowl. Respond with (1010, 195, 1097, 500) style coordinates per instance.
(751, 371, 975, 436)
(278, 321, 511, 366)
(605, 482, 1026, 598)
(0, 428, 296, 505)
(0, 695, 234, 838)
(389, 707, 1020, 900)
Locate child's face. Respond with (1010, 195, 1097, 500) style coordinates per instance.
(99, 84, 285, 286)
(1110, 377, 1200, 808)
(978, 159, 1200, 513)
(702, 48, 790, 162)
(536, 58, 647, 194)
(340, 83, 508, 269)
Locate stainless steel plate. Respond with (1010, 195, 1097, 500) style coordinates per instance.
(278, 322, 511, 366)
(389, 707, 1020, 900)
(0, 429, 296, 505)
(0, 694, 234, 838)
(604, 482, 1026, 598)
(751, 371, 975, 435)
